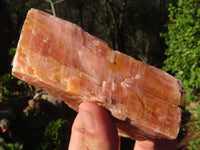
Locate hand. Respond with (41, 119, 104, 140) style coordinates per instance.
(68, 101, 119, 150)
(68, 102, 177, 150)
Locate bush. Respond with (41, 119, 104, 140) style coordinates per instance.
(161, 0, 200, 148)
(0, 137, 23, 150)
(161, 0, 200, 102)
(189, 138, 200, 150)
(37, 119, 70, 150)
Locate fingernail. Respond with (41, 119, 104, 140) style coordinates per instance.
(79, 108, 96, 133)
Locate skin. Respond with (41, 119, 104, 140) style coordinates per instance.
(68, 102, 177, 150)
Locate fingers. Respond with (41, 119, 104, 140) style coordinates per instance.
(134, 140, 154, 150)
(134, 138, 177, 150)
(69, 102, 119, 150)
(68, 113, 85, 149)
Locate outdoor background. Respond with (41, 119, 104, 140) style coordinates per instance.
(0, 0, 199, 149)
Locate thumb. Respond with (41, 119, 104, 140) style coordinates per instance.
(69, 102, 119, 150)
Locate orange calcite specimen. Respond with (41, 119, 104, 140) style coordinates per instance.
(12, 9, 182, 140)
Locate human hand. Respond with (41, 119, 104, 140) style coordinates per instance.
(68, 102, 177, 150)
(68, 101, 119, 150)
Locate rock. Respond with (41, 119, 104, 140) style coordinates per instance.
(23, 91, 63, 117)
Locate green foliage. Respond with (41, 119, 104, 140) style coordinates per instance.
(192, 104, 200, 134)
(37, 119, 69, 150)
(44, 119, 66, 143)
(189, 138, 200, 150)
(8, 48, 16, 56)
(1, 72, 34, 98)
(2, 74, 13, 85)
(0, 138, 23, 150)
(162, 1, 200, 148)
(161, 0, 200, 102)
(1, 74, 13, 97)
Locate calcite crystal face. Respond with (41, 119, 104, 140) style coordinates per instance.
(12, 9, 182, 140)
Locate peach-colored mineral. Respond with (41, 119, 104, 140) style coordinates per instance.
(12, 9, 182, 140)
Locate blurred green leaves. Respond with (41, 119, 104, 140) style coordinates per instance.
(2, 74, 13, 85)
(161, 0, 200, 102)
(0, 137, 23, 150)
(8, 48, 16, 56)
(161, 0, 200, 148)
(37, 119, 70, 150)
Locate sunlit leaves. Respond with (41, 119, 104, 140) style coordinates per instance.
(162, 0, 200, 102)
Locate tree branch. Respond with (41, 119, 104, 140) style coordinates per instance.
(45, 0, 56, 16)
